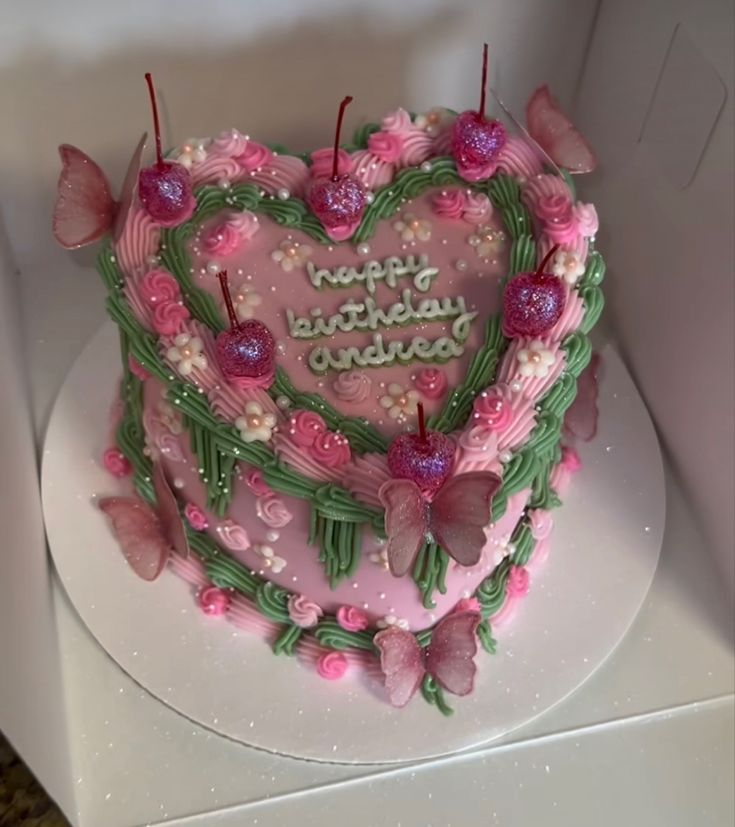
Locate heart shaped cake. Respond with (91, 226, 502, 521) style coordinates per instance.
(55, 81, 604, 712)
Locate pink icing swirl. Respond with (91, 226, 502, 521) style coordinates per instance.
(472, 386, 514, 431)
(310, 147, 352, 178)
(255, 494, 293, 528)
(463, 192, 492, 225)
(288, 411, 327, 448)
(507, 566, 530, 598)
(203, 210, 259, 256)
(316, 651, 348, 680)
(287, 595, 323, 628)
(432, 189, 467, 219)
(398, 130, 434, 166)
(528, 508, 554, 541)
(245, 470, 273, 497)
(184, 503, 209, 531)
(414, 367, 448, 400)
(216, 520, 250, 551)
(128, 354, 149, 381)
(310, 431, 351, 467)
(336, 605, 369, 632)
(573, 202, 599, 238)
(151, 300, 190, 335)
(456, 157, 499, 183)
(537, 194, 578, 244)
(198, 586, 231, 616)
(367, 131, 403, 163)
(139, 269, 180, 305)
(332, 371, 371, 404)
(458, 424, 499, 457)
(213, 129, 249, 157)
(102, 447, 131, 478)
(236, 141, 273, 172)
(455, 597, 481, 613)
(381, 108, 413, 133)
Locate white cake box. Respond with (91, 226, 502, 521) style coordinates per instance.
(0, 1, 732, 825)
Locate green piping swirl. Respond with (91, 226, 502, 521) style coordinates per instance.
(420, 675, 454, 716)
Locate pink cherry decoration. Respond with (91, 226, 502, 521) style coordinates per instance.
(138, 73, 195, 225)
(451, 44, 507, 174)
(503, 245, 566, 338)
(387, 403, 455, 495)
(215, 270, 275, 379)
(306, 96, 367, 232)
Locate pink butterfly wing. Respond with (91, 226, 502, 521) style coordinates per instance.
(378, 479, 427, 577)
(430, 472, 501, 567)
(373, 626, 426, 708)
(425, 610, 481, 696)
(152, 462, 190, 559)
(98, 497, 169, 581)
(563, 352, 601, 443)
(53, 145, 116, 249)
(526, 85, 598, 174)
(113, 132, 147, 242)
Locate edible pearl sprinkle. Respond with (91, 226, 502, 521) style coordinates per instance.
(206, 261, 221, 275)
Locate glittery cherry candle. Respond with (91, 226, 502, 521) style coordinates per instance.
(452, 44, 507, 171)
(387, 403, 455, 495)
(306, 96, 367, 231)
(138, 73, 195, 224)
(215, 270, 275, 378)
(503, 244, 566, 338)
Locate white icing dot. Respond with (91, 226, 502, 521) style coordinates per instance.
(277, 187, 290, 200)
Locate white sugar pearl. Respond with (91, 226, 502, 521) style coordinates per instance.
(218, 178, 231, 190)
(276, 395, 291, 410)
(420, 161, 432, 172)
(510, 381, 523, 393)
(499, 450, 512, 463)
(365, 191, 375, 204)
(455, 259, 468, 272)
(173, 478, 185, 489)
(356, 242, 371, 256)
(206, 261, 221, 275)
(266, 530, 280, 542)
(277, 187, 290, 200)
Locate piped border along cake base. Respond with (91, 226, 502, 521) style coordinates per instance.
(41, 322, 665, 764)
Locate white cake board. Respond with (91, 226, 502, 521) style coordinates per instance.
(41, 322, 665, 764)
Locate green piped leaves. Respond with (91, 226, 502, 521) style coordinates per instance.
(411, 542, 450, 609)
(420, 675, 454, 716)
(309, 510, 362, 588)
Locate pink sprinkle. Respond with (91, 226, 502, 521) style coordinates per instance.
(198, 586, 231, 616)
(102, 447, 132, 478)
(184, 503, 209, 531)
(316, 651, 348, 680)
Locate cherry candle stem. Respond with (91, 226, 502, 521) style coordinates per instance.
(217, 270, 239, 329)
(536, 244, 560, 275)
(479, 43, 489, 119)
(144, 72, 164, 168)
(417, 402, 428, 443)
(332, 95, 353, 180)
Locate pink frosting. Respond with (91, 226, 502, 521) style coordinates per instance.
(310, 431, 351, 467)
(203, 210, 259, 256)
(561, 445, 582, 472)
(528, 508, 554, 541)
(236, 141, 273, 172)
(310, 147, 352, 178)
(456, 157, 499, 183)
(463, 192, 492, 225)
(287, 594, 323, 628)
(537, 194, 578, 245)
(507, 566, 530, 598)
(316, 651, 348, 680)
(472, 386, 514, 431)
(255, 494, 293, 528)
(213, 129, 249, 157)
(573, 202, 599, 238)
(367, 131, 404, 163)
(184, 503, 209, 531)
(332, 371, 371, 404)
(102, 447, 131, 478)
(198, 586, 231, 616)
(228, 365, 276, 391)
(432, 188, 467, 219)
(216, 520, 250, 551)
(457, 424, 499, 462)
(350, 150, 395, 190)
(381, 108, 413, 133)
(151, 300, 190, 335)
(336, 605, 369, 632)
(128, 354, 149, 381)
(139, 269, 180, 305)
(414, 367, 448, 400)
(496, 135, 545, 179)
(245, 470, 273, 497)
(288, 411, 327, 448)
(455, 596, 481, 613)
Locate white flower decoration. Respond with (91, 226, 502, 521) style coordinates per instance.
(270, 238, 313, 272)
(369, 548, 390, 571)
(379, 383, 420, 421)
(517, 340, 556, 378)
(552, 249, 586, 285)
(235, 401, 277, 444)
(468, 225, 507, 258)
(230, 284, 263, 321)
(166, 334, 208, 377)
(175, 138, 208, 169)
(393, 213, 432, 243)
(376, 614, 410, 630)
(414, 108, 451, 137)
(252, 543, 287, 574)
(157, 400, 183, 435)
